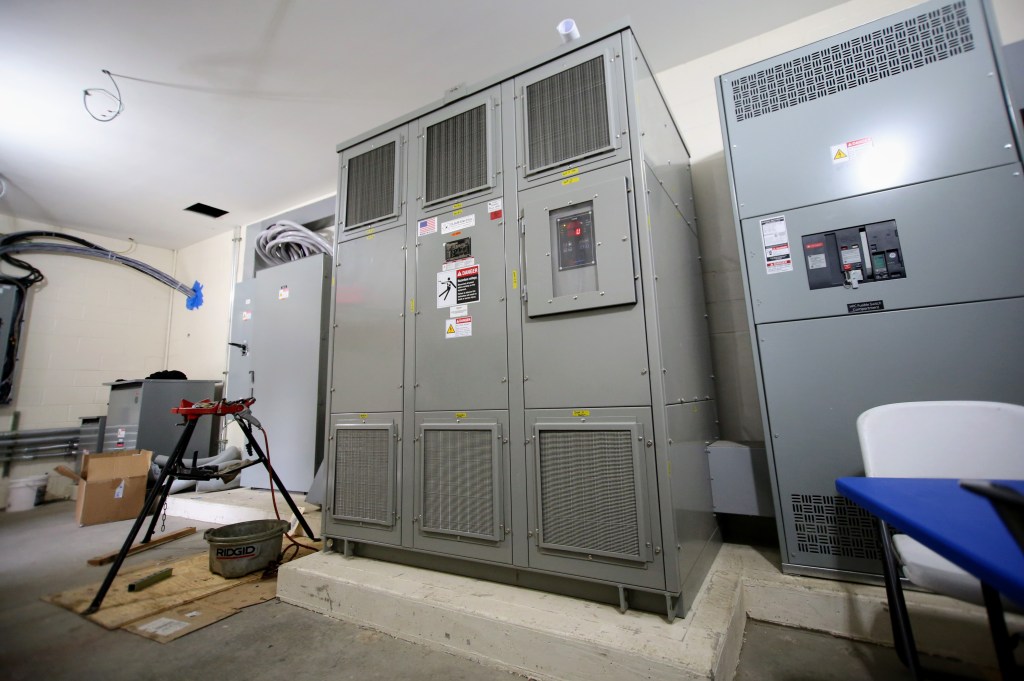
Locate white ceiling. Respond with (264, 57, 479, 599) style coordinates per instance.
(0, 0, 844, 250)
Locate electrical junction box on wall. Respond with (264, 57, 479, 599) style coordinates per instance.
(718, 0, 1024, 580)
(324, 25, 719, 620)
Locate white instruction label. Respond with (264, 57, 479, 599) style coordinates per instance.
(450, 304, 468, 317)
(445, 316, 472, 339)
(759, 216, 793, 274)
(487, 198, 503, 220)
(807, 253, 827, 270)
(441, 214, 475, 234)
(114, 479, 125, 499)
(442, 257, 474, 271)
(137, 617, 191, 636)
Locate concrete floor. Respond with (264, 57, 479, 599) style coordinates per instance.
(0, 501, 1003, 681)
(0, 502, 514, 681)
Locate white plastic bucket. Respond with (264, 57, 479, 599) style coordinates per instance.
(6, 475, 48, 512)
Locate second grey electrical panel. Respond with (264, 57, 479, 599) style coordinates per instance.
(719, 0, 1024, 579)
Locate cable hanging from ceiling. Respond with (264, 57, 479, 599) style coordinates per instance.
(254, 219, 332, 266)
(83, 69, 124, 122)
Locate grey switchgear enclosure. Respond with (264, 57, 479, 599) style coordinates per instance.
(718, 0, 1024, 579)
(326, 26, 719, 620)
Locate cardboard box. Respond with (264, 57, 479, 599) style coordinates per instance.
(76, 449, 152, 526)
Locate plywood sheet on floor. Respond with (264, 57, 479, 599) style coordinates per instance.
(45, 541, 320, 631)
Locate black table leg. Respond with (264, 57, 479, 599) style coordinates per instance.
(981, 583, 1018, 680)
(878, 519, 923, 679)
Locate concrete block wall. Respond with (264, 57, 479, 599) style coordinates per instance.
(656, 0, 1024, 441)
(0, 214, 175, 430)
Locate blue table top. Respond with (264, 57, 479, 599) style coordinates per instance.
(836, 477, 1024, 608)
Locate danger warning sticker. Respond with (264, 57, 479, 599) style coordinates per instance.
(436, 265, 480, 308)
(759, 216, 793, 275)
(445, 316, 472, 339)
(831, 137, 874, 164)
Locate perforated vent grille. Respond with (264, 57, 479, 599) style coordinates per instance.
(333, 428, 392, 525)
(422, 429, 497, 539)
(425, 105, 489, 204)
(526, 56, 612, 173)
(537, 430, 641, 559)
(731, 1, 974, 123)
(344, 142, 397, 228)
(791, 494, 879, 559)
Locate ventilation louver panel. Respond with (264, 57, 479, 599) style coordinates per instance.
(790, 493, 879, 559)
(333, 427, 393, 525)
(422, 429, 499, 540)
(732, 1, 974, 123)
(425, 105, 489, 205)
(344, 142, 397, 229)
(537, 430, 643, 561)
(526, 56, 612, 173)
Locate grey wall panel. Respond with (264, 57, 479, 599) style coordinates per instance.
(740, 165, 1024, 325)
(225, 279, 256, 401)
(721, 0, 1017, 219)
(244, 254, 331, 492)
(414, 199, 509, 411)
(644, 165, 715, 406)
(332, 228, 406, 414)
(759, 297, 1024, 573)
(521, 304, 650, 409)
(664, 402, 719, 605)
(627, 33, 695, 228)
(105, 380, 217, 459)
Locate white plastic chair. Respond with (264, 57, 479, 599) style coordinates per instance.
(857, 400, 1024, 606)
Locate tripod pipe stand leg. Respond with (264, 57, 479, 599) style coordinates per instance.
(84, 418, 197, 615)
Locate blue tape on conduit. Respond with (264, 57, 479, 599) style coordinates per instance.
(186, 281, 204, 310)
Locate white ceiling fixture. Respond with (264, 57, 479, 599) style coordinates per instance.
(0, 0, 845, 250)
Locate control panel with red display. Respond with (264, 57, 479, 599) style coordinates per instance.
(555, 209, 596, 271)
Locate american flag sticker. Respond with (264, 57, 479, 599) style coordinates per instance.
(418, 217, 438, 236)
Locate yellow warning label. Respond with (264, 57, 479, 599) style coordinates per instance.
(572, 409, 590, 417)
(359, 413, 369, 419)
(447, 324, 456, 334)
(410, 299, 415, 313)
(511, 270, 518, 289)
(454, 412, 467, 419)
(833, 148, 848, 160)
(561, 167, 579, 177)
(453, 209, 463, 216)
(453, 203, 463, 209)
(562, 177, 580, 186)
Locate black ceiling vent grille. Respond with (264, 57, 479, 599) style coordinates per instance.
(344, 141, 397, 230)
(425, 104, 489, 205)
(731, 0, 974, 123)
(525, 56, 613, 173)
(184, 203, 228, 218)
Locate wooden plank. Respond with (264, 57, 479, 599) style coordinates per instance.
(87, 527, 197, 566)
(45, 552, 263, 630)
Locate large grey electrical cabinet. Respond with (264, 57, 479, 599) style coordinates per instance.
(231, 198, 334, 493)
(718, 0, 1024, 579)
(324, 27, 719, 619)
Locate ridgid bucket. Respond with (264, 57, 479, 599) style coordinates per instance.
(204, 519, 290, 578)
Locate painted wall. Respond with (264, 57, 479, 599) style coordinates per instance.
(655, 0, 1023, 441)
(0, 215, 174, 430)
